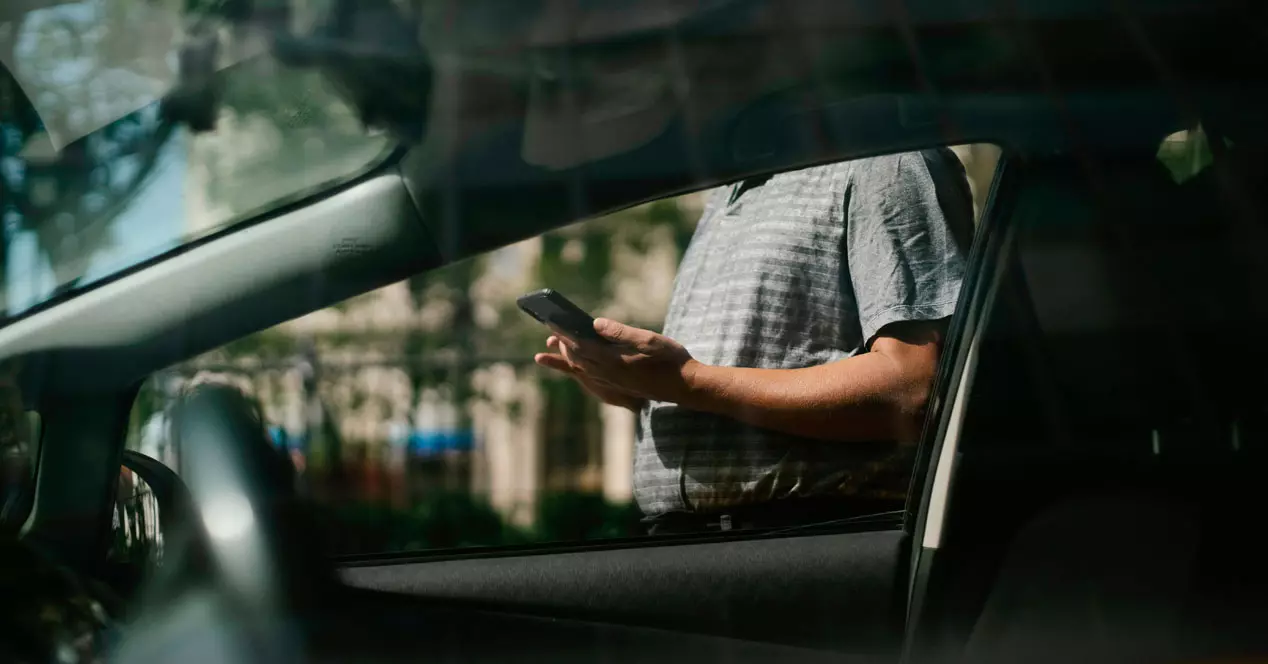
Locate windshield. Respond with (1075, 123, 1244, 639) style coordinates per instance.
(0, 0, 392, 321)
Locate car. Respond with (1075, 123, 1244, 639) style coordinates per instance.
(1, 0, 1266, 662)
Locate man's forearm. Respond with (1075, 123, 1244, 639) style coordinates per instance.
(678, 350, 934, 442)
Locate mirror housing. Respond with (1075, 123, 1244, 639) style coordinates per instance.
(106, 450, 199, 593)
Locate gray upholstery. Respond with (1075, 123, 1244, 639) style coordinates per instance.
(963, 491, 1200, 664)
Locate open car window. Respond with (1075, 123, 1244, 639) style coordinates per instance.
(124, 144, 998, 557)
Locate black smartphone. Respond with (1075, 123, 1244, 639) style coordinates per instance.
(516, 289, 605, 342)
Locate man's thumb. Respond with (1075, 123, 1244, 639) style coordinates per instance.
(594, 318, 625, 342)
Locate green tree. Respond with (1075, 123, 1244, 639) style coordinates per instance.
(1, 5, 181, 309)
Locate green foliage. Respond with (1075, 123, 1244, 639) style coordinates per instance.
(202, 61, 378, 218)
(536, 219, 621, 312)
(316, 492, 528, 555)
(644, 198, 696, 259)
(219, 328, 299, 358)
(316, 491, 642, 556)
(539, 374, 600, 472)
(535, 492, 644, 542)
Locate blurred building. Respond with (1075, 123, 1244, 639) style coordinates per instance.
(177, 129, 705, 525)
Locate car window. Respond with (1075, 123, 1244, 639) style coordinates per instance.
(124, 145, 997, 556)
(0, 0, 392, 321)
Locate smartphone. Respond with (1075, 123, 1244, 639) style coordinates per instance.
(516, 289, 605, 342)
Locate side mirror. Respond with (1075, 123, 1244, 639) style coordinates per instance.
(106, 451, 194, 592)
(109, 463, 162, 570)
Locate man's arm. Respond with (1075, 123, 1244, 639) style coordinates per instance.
(553, 317, 946, 443)
(680, 321, 944, 442)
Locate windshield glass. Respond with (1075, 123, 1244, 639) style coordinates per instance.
(0, 0, 392, 321)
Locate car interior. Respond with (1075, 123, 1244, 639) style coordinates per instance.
(908, 142, 1268, 663)
(3, 1, 1268, 663)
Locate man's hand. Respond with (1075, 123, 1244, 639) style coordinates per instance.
(533, 318, 699, 406)
(567, 319, 699, 403)
(534, 334, 647, 412)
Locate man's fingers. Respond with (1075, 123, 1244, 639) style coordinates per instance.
(534, 353, 575, 374)
(561, 343, 601, 371)
(568, 349, 600, 371)
(591, 376, 641, 396)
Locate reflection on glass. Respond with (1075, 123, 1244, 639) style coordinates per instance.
(0, 0, 392, 320)
(110, 465, 163, 568)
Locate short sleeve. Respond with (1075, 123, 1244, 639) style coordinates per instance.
(845, 152, 968, 347)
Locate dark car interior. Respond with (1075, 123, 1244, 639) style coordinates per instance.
(4, 1, 1268, 663)
(908, 144, 1268, 663)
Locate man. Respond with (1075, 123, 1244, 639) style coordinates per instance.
(536, 151, 971, 532)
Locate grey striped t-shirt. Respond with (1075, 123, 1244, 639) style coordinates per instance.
(634, 153, 968, 516)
